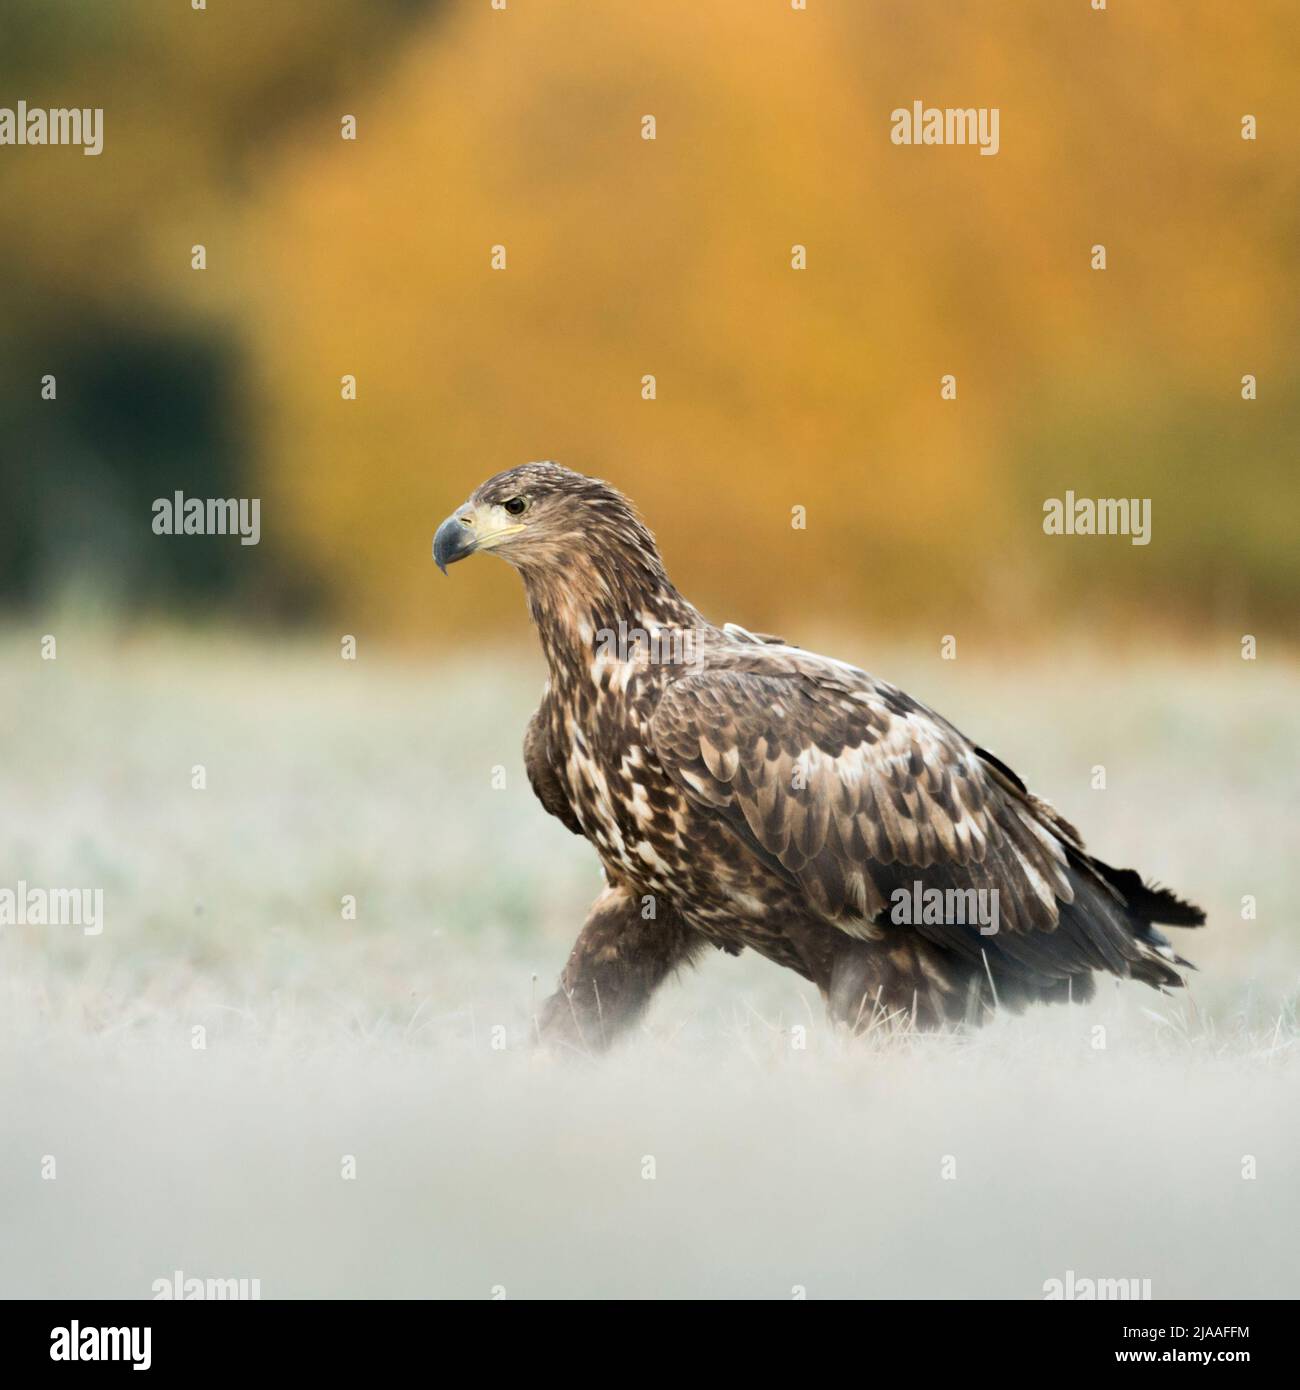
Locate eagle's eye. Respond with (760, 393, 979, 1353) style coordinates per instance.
(503, 496, 527, 516)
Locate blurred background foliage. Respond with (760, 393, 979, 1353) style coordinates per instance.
(1, 0, 1296, 643)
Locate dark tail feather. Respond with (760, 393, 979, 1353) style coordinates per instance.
(1091, 863, 1206, 928)
(1074, 859, 1204, 989)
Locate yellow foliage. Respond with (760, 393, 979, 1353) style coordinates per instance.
(226, 0, 1300, 640)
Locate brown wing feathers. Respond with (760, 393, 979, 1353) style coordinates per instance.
(650, 651, 1199, 991)
(653, 663, 1066, 929)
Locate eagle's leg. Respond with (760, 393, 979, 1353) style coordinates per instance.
(536, 884, 704, 1052)
(826, 932, 971, 1032)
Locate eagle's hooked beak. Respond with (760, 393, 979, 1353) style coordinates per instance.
(434, 503, 527, 574)
(434, 506, 477, 574)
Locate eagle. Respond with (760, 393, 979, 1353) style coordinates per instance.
(434, 463, 1204, 1049)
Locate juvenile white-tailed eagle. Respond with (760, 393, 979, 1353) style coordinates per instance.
(434, 463, 1203, 1048)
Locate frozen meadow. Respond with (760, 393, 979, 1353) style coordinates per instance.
(1, 627, 1297, 1299)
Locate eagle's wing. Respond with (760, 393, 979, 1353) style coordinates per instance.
(649, 647, 1161, 983)
(524, 699, 583, 836)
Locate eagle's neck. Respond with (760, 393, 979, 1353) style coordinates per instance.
(520, 547, 706, 692)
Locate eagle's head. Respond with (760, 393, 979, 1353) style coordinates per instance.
(433, 461, 656, 577)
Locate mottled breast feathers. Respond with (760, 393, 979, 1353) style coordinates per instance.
(524, 702, 583, 837)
